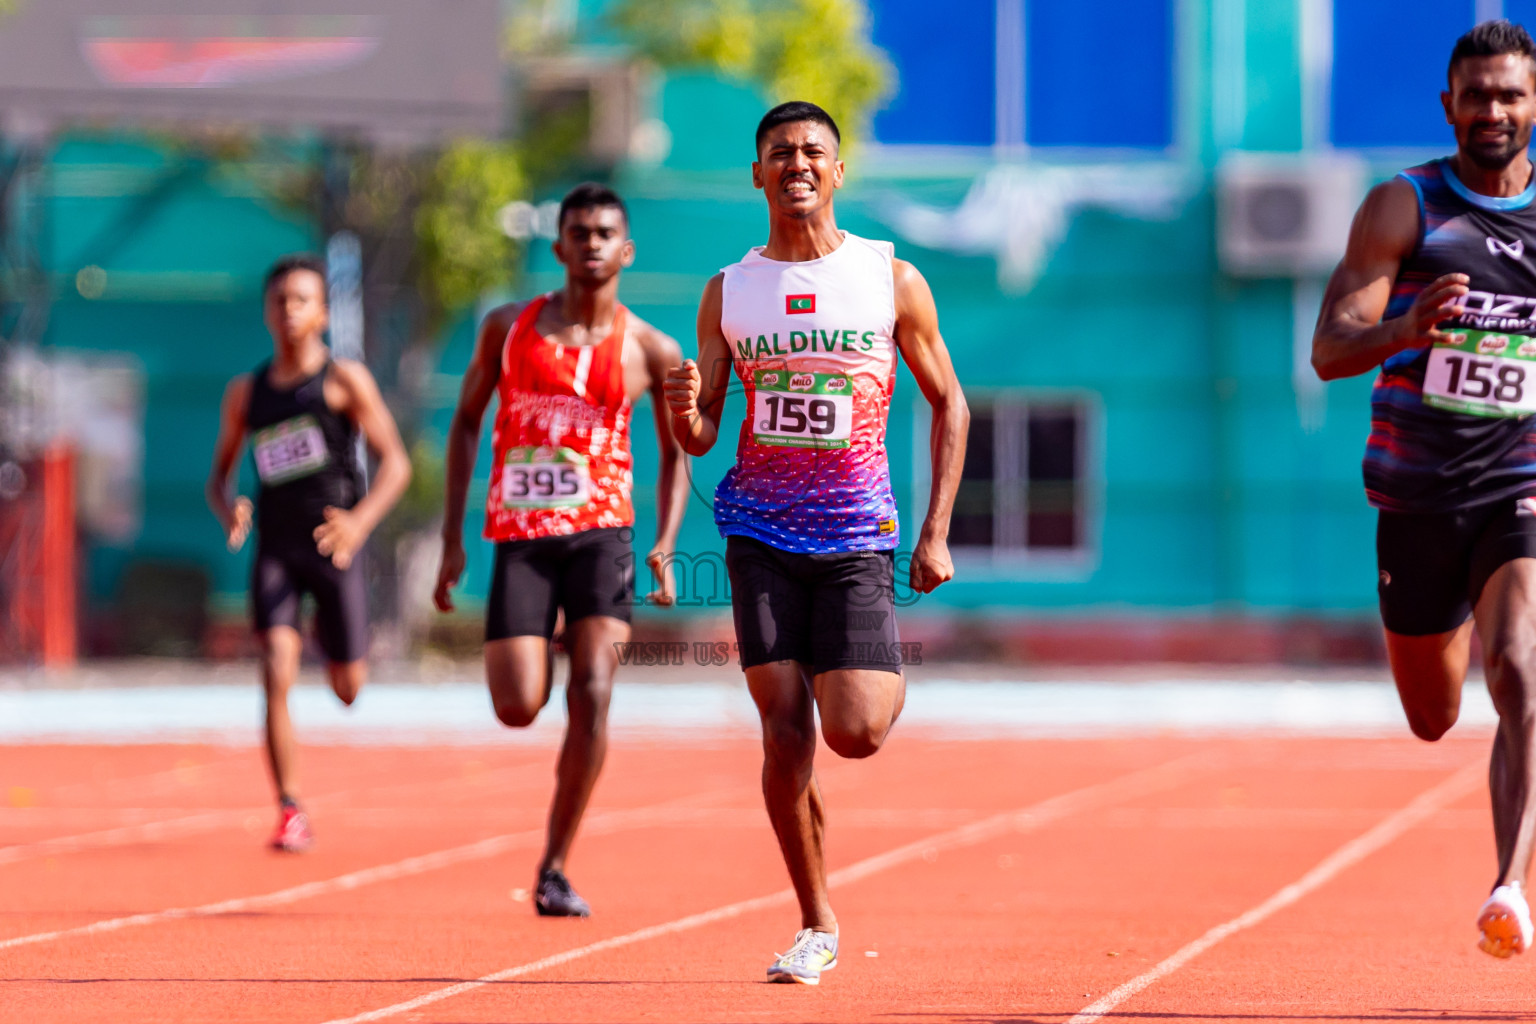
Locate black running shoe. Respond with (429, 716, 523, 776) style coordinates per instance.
(534, 869, 591, 917)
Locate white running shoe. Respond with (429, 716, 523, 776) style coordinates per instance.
(766, 928, 838, 985)
(1478, 884, 1533, 958)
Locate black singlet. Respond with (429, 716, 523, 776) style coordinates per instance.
(246, 360, 362, 542)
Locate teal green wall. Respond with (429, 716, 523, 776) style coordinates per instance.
(34, 137, 317, 608)
(26, 2, 1436, 624)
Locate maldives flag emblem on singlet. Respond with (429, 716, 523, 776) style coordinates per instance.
(786, 294, 815, 314)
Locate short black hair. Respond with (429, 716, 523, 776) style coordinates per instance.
(1449, 19, 1536, 84)
(263, 254, 327, 299)
(755, 101, 841, 155)
(558, 182, 627, 231)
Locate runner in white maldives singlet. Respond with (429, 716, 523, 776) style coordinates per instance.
(714, 231, 900, 553)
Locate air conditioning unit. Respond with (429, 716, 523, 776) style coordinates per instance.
(1217, 152, 1368, 277)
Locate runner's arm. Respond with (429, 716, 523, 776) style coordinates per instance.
(332, 359, 412, 536)
(434, 304, 514, 611)
(205, 375, 254, 551)
(893, 258, 969, 594)
(666, 274, 731, 456)
(643, 324, 689, 605)
(1312, 178, 1469, 381)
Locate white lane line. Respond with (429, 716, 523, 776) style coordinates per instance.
(0, 759, 551, 869)
(42, 750, 251, 803)
(0, 791, 727, 954)
(0, 808, 251, 868)
(1067, 758, 1485, 1024)
(316, 753, 1216, 1024)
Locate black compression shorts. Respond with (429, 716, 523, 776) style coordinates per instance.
(1376, 497, 1536, 636)
(485, 527, 635, 641)
(724, 535, 904, 675)
(251, 539, 369, 663)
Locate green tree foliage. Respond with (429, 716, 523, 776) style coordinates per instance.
(415, 140, 527, 314)
(610, 0, 892, 147)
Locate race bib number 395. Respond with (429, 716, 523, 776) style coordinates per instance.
(500, 447, 591, 508)
(751, 370, 854, 449)
(1423, 330, 1536, 418)
(253, 414, 330, 485)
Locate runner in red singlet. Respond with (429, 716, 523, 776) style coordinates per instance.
(433, 183, 688, 916)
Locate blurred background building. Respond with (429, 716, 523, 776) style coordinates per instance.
(0, 0, 1515, 666)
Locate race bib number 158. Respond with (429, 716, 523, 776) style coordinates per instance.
(751, 370, 854, 449)
(500, 447, 591, 508)
(1423, 330, 1536, 418)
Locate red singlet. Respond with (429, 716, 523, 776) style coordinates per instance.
(484, 295, 633, 541)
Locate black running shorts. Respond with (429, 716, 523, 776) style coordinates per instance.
(251, 539, 369, 663)
(485, 527, 635, 641)
(1377, 497, 1536, 636)
(725, 535, 903, 675)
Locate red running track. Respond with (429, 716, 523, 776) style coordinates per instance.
(0, 733, 1532, 1022)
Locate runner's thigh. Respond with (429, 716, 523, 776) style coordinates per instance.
(807, 549, 902, 675)
(726, 536, 813, 669)
(557, 527, 635, 626)
(299, 546, 369, 664)
(486, 538, 561, 641)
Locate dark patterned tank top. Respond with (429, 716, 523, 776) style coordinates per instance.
(1364, 158, 1536, 512)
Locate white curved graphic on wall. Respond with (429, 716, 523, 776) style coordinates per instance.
(881, 163, 1192, 293)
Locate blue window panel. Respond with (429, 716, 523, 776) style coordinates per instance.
(869, 0, 995, 146)
(1332, 0, 1476, 148)
(1025, 0, 1174, 148)
(1504, 1, 1536, 37)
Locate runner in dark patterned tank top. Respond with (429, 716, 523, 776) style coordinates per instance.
(206, 254, 411, 852)
(1313, 20, 1536, 959)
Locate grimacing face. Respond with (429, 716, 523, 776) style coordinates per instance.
(264, 268, 328, 346)
(1443, 52, 1536, 171)
(553, 205, 634, 283)
(752, 120, 843, 218)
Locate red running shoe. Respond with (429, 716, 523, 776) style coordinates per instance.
(270, 804, 314, 852)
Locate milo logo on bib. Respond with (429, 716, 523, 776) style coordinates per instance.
(252, 414, 330, 485)
(1424, 329, 1536, 417)
(752, 369, 854, 449)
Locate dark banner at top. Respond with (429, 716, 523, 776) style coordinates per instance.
(0, 1, 503, 142)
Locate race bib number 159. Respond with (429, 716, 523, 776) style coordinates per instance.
(1423, 330, 1536, 418)
(500, 447, 591, 508)
(751, 370, 854, 449)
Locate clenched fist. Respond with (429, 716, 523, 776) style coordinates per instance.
(663, 359, 701, 420)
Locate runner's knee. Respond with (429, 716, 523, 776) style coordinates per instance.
(1405, 709, 1456, 742)
(565, 672, 613, 733)
(1485, 641, 1536, 727)
(485, 639, 549, 728)
(259, 633, 301, 694)
(821, 716, 888, 759)
(328, 662, 365, 706)
(487, 668, 545, 727)
(762, 715, 816, 767)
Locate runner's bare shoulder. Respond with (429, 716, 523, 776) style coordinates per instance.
(324, 358, 385, 418)
(221, 373, 254, 418)
(628, 311, 684, 367)
(481, 299, 530, 337)
(1346, 177, 1421, 263)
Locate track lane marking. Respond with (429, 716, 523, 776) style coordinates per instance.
(0, 758, 552, 869)
(0, 789, 731, 953)
(1067, 757, 1485, 1024)
(314, 752, 1217, 1024)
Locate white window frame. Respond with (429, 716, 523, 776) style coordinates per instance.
(912, 388, 1103, 581)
